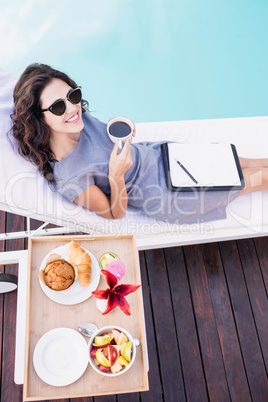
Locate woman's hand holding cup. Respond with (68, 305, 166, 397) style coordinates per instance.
(109, 137, 133, 181)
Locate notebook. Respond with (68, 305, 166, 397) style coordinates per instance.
(161, 142, 245, 192)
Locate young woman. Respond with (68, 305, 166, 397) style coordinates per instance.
(11, 63, 268, 224)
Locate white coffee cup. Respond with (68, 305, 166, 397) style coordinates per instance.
(107, 117, 134, 149)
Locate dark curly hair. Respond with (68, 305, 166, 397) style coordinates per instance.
(10, 63, 88, 183)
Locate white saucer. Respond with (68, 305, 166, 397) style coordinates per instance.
(33, 327, 88, 386)
(39, 245, 100, 305)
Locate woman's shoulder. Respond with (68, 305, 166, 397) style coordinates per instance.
(82, 110, 107, 132)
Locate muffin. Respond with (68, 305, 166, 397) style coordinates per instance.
(39, 253, 77, 291)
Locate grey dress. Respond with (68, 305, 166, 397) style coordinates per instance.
(51, 111, 240, 224)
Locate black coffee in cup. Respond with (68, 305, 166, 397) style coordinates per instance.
(108, 121, 132, 138)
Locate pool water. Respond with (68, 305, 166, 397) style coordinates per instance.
(0, 0, 267, 123)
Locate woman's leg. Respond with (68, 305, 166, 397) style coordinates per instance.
(240, 167, 268, 195)
(239, 157, 268, 169)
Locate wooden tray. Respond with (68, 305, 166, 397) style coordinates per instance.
(23, 234, 149, 401)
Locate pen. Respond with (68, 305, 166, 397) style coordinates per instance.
(175, 158, 198, 184)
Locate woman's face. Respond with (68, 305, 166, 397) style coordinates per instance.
(40, 78, 84, 137)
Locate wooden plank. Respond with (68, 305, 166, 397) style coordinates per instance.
(139, 250, 163, 402)
(49, 399, 69, 402)
(164, 246, 208, 401)
(220, 240, 268, 401)
(94, 396, 116, 402)
(117, 393, 140, 402)
(183, 244, 230, 401)
(1, 212, 24, 402)
(144, 248, 186, 401)
(202, 242, 251, 401)
(254, 236, 268, 294)
(237, 239, 268, 373)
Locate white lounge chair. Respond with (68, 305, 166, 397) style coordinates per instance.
(1, 68, 268, 251)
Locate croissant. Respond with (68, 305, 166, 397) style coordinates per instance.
(66, 241, 92, 287)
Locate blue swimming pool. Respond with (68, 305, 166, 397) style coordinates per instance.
(1, 0, 267, 123)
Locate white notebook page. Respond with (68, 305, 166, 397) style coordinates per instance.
(168, 143, 242, 187)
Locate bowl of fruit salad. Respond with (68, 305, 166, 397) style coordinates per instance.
(88, 326, 137, 376)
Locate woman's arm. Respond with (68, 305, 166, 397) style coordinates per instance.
(74, 138, 133, 219)
(74, 184, 117, 218)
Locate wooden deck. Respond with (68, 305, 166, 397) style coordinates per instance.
(1, 211, 268, 402)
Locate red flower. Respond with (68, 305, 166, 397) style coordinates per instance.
(92, 270, 140, 315)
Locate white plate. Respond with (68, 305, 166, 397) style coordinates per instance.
(39, 245, 100, 305)
(33, 327, 88, 386)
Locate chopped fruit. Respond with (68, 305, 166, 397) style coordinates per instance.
(117, 356, 129, 366)
(122, 341, 132, 362)
(113, 344, 122, 354)
(110, 360, 122, 374)
(90, 329, 134, 374)
(112, 343, 126, 355)
(103, 347, 109, 357)
(95, 349, 110, 367)
(90, 347, 97, 359)
(94, 335, 111, 346)
(93, 342, 110, 349)
(112, 329, 121, 342)
(108, 345, 118, 366)
(99, 364, 110, 373)
(116, 332, 128, 345)
(120, 343, 126, 354)
(107, 332, 114, 341)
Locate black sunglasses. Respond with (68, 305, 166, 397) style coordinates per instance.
(41, 87, 82, 116)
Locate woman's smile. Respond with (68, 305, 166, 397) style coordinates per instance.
(66, 112, 80, 123)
